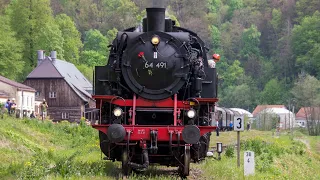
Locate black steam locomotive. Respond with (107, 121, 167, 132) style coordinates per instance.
(92, 6, 219, 177)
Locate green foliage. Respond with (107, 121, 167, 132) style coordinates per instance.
(221, 60, 244, 87)
(76, 64, 93, 83)
(0, 15, 24, 80)
(209, 25, 221, 51)
(291, 74, 320, 107)
(292, 11, 320, 78)
(224, 146, 234, 158)
(34, 22, 64, 59)
(271, 9, 282, 33)
(8, 0, 57, 68)
(241, 137, 306, 172)
(80, 50, 106, 67)
(83, 29, 108, 56)
(260, 78, 285, 104)
(240, 24, 261, 61)
(55, 14, 83, 64)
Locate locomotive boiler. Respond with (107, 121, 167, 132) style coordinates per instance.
(92, 5, 219, 177)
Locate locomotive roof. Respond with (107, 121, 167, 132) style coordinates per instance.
(26, 57, 93, 102)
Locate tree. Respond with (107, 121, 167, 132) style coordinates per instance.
(291, 74, 320, 136)
(221, 60, 244, 88)
(8, 0, 65, 79)
(83, 29, 108, 56)
(79, 50, 106, 67)
(55, 14, 83, 64)
(220, 84, 252, 109)
(76, 64, 93, 83)
(260, 78, 285, 104)
(240, 24, 261, 61)
(292, 11, 320, 78)
(209, 25, 221, 51)
(0, 15, 24, 81)
(291, 74, 320, 108)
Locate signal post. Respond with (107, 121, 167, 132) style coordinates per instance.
(234, 115, 244, 167)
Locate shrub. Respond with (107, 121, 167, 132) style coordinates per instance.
(225, 146, 235, 158)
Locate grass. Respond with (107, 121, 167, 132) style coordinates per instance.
(0, 116, 320, 179)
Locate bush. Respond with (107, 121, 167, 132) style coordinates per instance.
(225, 146, 235, 158)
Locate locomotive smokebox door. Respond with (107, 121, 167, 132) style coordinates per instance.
(121, 31, 190, 100)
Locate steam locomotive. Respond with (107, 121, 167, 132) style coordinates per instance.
(92, 6, 219, 177)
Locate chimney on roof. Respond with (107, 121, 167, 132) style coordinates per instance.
(37, 50, 44, 66)
(50, 51, 57, 61)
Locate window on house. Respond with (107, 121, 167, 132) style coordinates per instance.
(35, 91, 40, 96)
(62, 112, 69, 119)
(49, 92, 56, 98)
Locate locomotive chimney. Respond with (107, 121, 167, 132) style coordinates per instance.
(146, 8, 165, 32)
(37, 50, 44, 67)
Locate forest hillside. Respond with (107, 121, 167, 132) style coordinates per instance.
(0, 0, 319, 111)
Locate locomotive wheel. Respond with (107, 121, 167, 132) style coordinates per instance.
(179, 145, 191, 177)
(121, 148, 131, 176)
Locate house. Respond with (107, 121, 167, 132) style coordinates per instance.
(23, 50, 95, 122)
(0, 75, 36, 117)
(0, 91, 9, 104)
(252, 105, 286, 117)
(255, 108, 295, 130)
(296, 107, 320, 127)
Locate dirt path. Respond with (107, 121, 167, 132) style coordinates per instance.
(294, 138, 311, 149)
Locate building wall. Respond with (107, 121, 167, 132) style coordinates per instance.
(0, 81, 17, 99)
(24, 78, 83, 107)
(24, 78, 87, 122)
(16, 91, 35, 112)
(48, 106, 82, 122)
(0, 81, 35, 113)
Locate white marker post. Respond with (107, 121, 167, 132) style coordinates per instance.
(234, 115, 244, 167)
(244, 151, 255, 176)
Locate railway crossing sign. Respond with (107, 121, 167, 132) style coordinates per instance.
(244, 151, 255, 176)
(234, 115, 244, 131)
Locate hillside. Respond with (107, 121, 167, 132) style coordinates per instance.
(1, 0, 320, 111)
(1, 117, 320, 179)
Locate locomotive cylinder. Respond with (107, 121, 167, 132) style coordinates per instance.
(146, 8, 165, 32)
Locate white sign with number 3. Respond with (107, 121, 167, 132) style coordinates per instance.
(234, 115, 244, 131)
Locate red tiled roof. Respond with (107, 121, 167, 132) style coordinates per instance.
(296, 107, 320, 120)
(0, 75, 36, 92)
(252, 105, 286, 116)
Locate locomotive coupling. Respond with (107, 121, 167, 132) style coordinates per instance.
(182, 125, 201, 144)
(107, 124, 126, 143)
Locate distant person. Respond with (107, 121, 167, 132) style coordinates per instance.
(10, 98, 16, 115)
(216, 120, 220, 136)
(229, 121, 233, 131)
(41, 99, 48, 120)
(247, 122, 251, 131)
(208, 54, 220, 68)
(30, 111, 36, 119)
(5, 99, 11, 114)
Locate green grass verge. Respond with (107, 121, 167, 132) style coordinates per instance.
(0, 117, 319, 179)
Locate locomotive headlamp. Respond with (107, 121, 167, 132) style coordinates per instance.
(151, 36, 160, 45)
(187, 109, 196, 118)
(113, 107, 123, 117)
